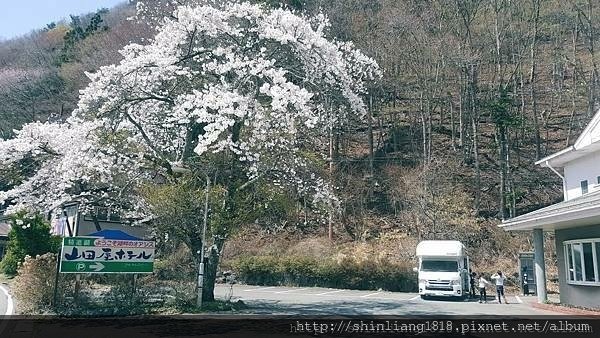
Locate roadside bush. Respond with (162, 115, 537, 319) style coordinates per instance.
(96, 275, 147, 315)
(166, 280, 196, 308)
(232, 255, 417, 292)
(0, 251, 20, 276)
(233, 256, 282, 285)
(0, 211, 61, 275)
(12, 253, 58, 314)
(154, 244, 195, 281)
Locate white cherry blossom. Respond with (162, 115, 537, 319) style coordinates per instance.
(0, 2, 380, 218)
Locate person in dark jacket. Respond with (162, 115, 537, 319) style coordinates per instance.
(469, 270, 477, 298)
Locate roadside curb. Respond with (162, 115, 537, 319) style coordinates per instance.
(529, 301, 600, 317)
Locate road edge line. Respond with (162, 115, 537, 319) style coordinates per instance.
(0, 284, 14, 315)
(275, 288, 308, 294)
(243, 286, 276, 292)
(315, 290, 344, 296)
(360, 292, 381, 298)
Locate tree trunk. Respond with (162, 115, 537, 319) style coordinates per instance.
(567, 20, 579, 146)
(202, 235, 226, 302)
(427, 97, 432, 163)
(519, 65, 526, 152)
(529, 0, 541, 160)
(472, 114, 480, 215)
(506, 128, 516, 218)
(419, 92, 427, 162)
(581, 0, 598, 118)
(368, 93, 374, 177)
(450, 96, 456, 151)
(459, 91, 465, 150)
(498, 125, 507, 220)
(470, 64, 480, 215)
(328, 113, 334, 241)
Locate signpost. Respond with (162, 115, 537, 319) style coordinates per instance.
(59, 236, 155, 274)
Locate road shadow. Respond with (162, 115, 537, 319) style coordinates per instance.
(420, 295, 496, 303)
(230, 298, 457, 316)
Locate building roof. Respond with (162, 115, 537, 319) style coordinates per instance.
(536, 108, 600, 168)
(502, 109, 600, 232)
(500, 190, 600, 231)
(86, 229, 142, 240)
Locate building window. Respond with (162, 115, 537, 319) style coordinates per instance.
(564, 239, 600, 286)
(566, 244, 574, 281)
(581, 180, 589, 194)
(583, 243, 595, 282)
(596, 242, 600, 282)
(573, 243, 583, 281)
(84, 206, 121, 222)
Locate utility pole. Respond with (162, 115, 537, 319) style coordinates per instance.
(327, 97, 334, 241)
(197, 175, 210, 309)
(52, 247, 62, 307)
(329, 113, 334, 241)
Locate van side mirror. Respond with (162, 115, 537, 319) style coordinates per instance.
(412, 267, 418, 272)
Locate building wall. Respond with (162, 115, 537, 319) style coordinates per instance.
(555, 224, 600, 309)
(564, 152, 600, 200)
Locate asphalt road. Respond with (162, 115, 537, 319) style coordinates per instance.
(214, 284, 561, 316)
(0, 281, 562, 317)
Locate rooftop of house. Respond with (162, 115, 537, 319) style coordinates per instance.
(500, 189, 600, 231)
(537, 109, 600, 168)
(501, 109, 600, 231)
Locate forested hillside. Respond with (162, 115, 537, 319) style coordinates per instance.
(2, 0, 599, 272)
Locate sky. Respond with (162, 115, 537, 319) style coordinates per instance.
(0, 0, 126, 40)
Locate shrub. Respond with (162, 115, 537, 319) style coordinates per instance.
(0, 251, 20, 276)
(233, 256, 283, 285)
(231, 255, 417, 292)
(154, 244, 195, 281)
(0, 211, 61, 275)
(12, 253, 58, 314)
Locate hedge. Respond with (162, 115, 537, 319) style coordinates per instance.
(231, 256, 417, 292)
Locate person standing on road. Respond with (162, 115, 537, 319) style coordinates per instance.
(478, 273, 492, 303)
(491, 271, 508, 304)
(469, 270, 477, 298)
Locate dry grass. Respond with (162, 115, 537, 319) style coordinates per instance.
(286, 237, 336, 259)
(222, 223, 559, 296)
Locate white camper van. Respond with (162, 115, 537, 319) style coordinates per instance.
(414, 240, 471, 299)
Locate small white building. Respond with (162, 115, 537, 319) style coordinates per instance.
(500, 110, 600, 309)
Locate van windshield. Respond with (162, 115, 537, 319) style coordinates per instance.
(421, 260, 458, 272)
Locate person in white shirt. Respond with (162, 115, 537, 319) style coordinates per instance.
(478, 273, 492, 303)
(491, 271, 509, 304)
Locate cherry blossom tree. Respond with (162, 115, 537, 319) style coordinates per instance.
(0, 1, 380, 300)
